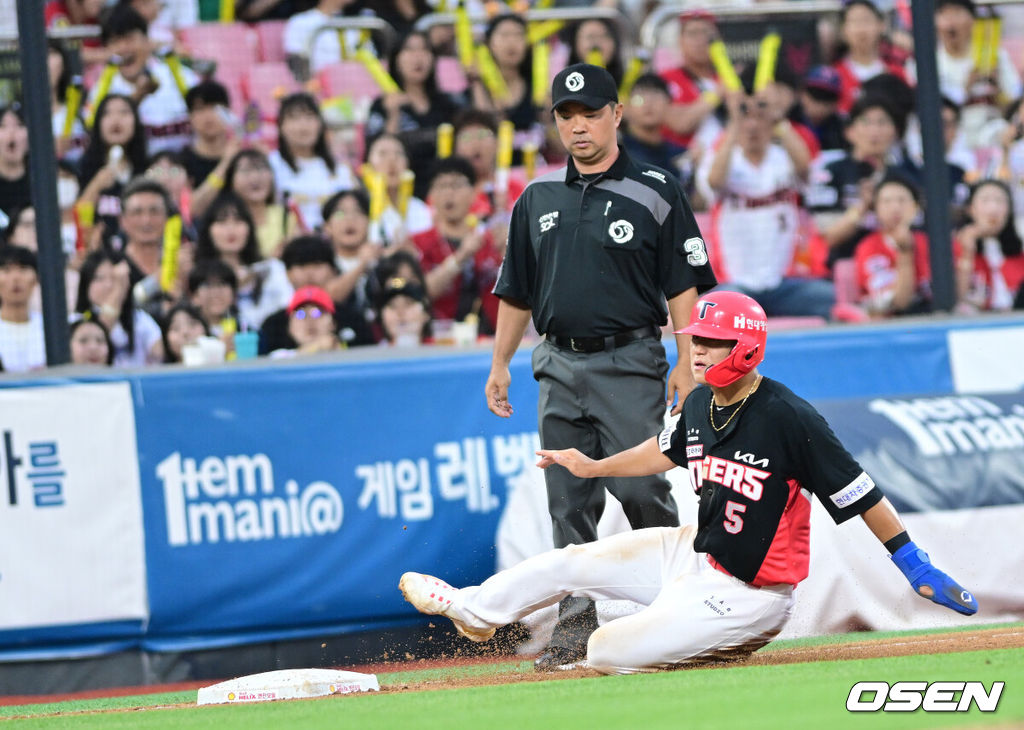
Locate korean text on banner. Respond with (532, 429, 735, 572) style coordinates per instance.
(0, 382, 148, 632)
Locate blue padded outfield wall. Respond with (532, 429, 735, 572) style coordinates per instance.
(0, 315, 1022, 660)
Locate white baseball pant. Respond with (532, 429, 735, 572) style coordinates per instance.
(454, 525, 795, 674)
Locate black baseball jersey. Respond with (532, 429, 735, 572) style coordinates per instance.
(659, 378, 884, 586)
(493, 146, 716, 337)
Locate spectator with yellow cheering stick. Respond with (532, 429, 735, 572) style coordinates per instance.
(403, 291, 978, 674)
(483, 64, 716, 671)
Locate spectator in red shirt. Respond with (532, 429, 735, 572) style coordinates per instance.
(854, 175, 937, 316)
(659, 10, 722, 151)
(412, 157, 503, 334)
(832, 0, 910, 113)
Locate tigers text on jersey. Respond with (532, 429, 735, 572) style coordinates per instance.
(659, 378, 883, 587)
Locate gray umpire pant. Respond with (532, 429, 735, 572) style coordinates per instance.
(532, 337, 680, 648)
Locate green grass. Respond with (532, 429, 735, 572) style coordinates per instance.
(3, 628, 1022, 730)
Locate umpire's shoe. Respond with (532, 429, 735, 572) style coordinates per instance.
(399, 572, 496, 642)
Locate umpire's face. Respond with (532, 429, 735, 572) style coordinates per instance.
(554, 101, 623, 171)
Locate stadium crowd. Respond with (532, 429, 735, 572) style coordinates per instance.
(1, 0, 1024, 372)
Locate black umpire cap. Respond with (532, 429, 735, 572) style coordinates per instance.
(551, 63, 619, 112)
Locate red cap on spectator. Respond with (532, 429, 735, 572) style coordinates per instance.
(287, 286, 335, 316)
(679, 9, 716, 26)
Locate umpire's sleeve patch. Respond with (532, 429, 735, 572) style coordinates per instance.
(829, 472, 876, 509)
(658, 423, 676, 453)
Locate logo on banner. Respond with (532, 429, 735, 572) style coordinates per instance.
(868, 396, 1024, 457)
(156, 452, 344, 546)
(0, 428, 66, 510)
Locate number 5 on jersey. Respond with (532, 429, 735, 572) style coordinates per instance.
(724, 500, 746, 534)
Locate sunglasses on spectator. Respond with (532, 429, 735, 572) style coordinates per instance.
(293, 307, 327, 319)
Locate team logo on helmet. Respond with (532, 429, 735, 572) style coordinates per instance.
(608, 219, 634, 244)
(566, 72, 585, 91)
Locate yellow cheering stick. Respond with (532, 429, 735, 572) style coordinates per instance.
(355, 46, 400, 94)
(709, 40, 742, 92)
(367, 167, 388, 223)
(972, 19, 986, 70)
(495, 119, 514, 197)
(619, 54, 647, 99)
(455, 6, 475, 70)
(437, 123, 454, 158)
(985, 18, 1001, 75)
(476, 45, 510, 103)
(87, 61, 119, 129)
(754, 33, 781, 93)
(62, 77, 83, 139)
(397, 170, 415, 216)
(527, 20, 564, 46)
(219, 0, 234, 22)
(532, 40, 549, 106)
(585, 48, 604, 67)
(160, 215, 183, 293)
(162, 50, 190, 97)
(522, 142, 538, 181)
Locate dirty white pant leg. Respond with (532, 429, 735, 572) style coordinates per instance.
(456, 526, 676, 628)
(586, 530, 794, 674)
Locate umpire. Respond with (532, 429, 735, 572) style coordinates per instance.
(486, 63, 717, 670)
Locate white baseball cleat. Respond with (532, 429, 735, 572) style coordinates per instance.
(398, 572, 496, 642)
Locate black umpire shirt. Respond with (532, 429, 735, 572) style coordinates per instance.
(659, 378, 884, 587)
(493, 146, 716, 337)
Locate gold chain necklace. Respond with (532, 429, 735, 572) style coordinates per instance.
(709, 375, 762, 432)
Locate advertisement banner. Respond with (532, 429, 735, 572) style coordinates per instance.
(0, 383, 147, 638)
(817, 392, 1024, 513)
(948, 326, 1024, 394)
(133, 353, 541, 642)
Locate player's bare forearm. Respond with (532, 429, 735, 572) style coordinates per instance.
(537, 436, 675, 478)
(486, 298, 532, 417)
(860, 497, 907, 544)
(666, 288, 698, 414)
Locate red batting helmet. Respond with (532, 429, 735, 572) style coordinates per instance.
(676, 291, 767, 387)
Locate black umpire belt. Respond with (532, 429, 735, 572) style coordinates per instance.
(546, 325, 661, 353)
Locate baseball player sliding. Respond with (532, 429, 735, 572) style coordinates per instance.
(400, 291, 977, 674)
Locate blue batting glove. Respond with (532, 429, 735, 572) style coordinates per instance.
(891, 542, 978, 616)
